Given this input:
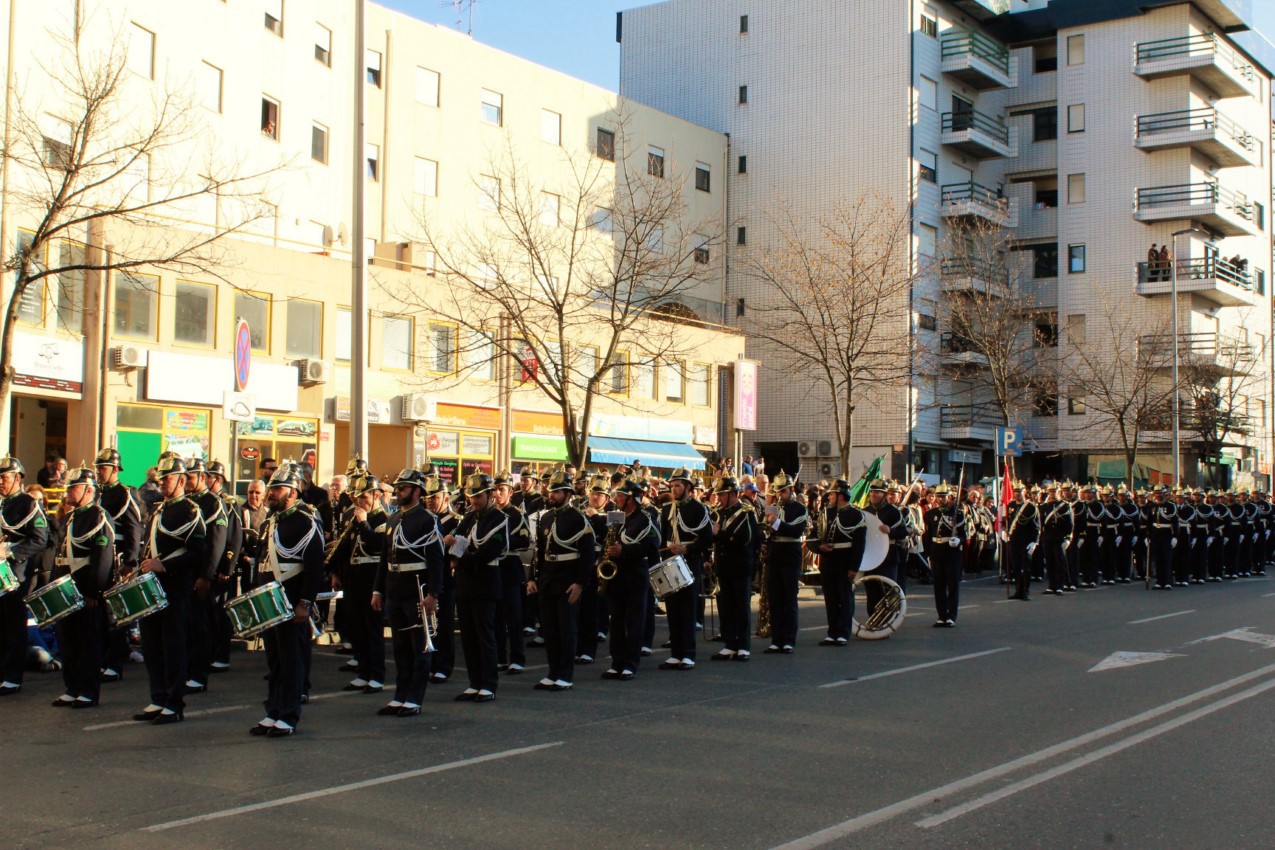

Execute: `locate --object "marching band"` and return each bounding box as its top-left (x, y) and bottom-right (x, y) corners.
top-left (2, 445), bottom-right (1274, 735)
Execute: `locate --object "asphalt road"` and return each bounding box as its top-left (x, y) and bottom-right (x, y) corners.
top-left (4, 574), bottom-right (1275, 849)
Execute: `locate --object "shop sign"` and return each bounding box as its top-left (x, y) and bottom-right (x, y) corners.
top-left (592, 413), bottom-right (693, 443)
top-left (236, 416), bottom-right (275, 438)
top-left (462, 434), bottom-right (493, 457)
top-left (511, 409), bottom-right (563, 436)
top-left (330, 396), bottom-right (393, 424)
top-left (512, 435), bottom-right (568, 462)
top-left (13, 332), bottom-right (83, 393)
top-left (240, 446), bottom-right (260, 461)
top-left (166, 410), bottom-right (209, 432)
top-left (693, 425), bottom-right (717, 446)
top-left (145, 351), bottom-right (298, 411)
top-left (433, 402), bottom-right (501, 430)
top-left (427, 430), bottom-right (460, 455)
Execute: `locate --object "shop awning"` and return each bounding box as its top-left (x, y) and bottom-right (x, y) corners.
top-left (587, 437), bottom-right (705, 470)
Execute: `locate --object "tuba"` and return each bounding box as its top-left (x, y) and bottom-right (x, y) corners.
top-left (851, 574), bottom-right (907, 639)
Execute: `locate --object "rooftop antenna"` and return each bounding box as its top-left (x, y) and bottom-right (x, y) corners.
top-left (440, 0), bottom-right (477, 36)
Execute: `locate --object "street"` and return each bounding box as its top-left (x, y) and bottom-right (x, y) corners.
top-left (4, 575), bottom-right (1275, 849)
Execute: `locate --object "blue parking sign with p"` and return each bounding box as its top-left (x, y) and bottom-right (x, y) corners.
top-left (996, 426), bottom-right (1023, 457)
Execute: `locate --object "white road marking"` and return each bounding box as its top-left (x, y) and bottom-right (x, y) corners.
top-left (820, 647), bottom-right (1011, 689)
top-left (142, 742), bottom-right (564, 832)
top-left (1088, 651), bottom-right (1184, 672)
top-left (1262, 592), bottom-right (1275, 597)
top-left (83, 704), bottom-right (251, 732)
top-left (1128, 610), bottom-right (1195, 624)
top-left (773, 662), bottom-right (1275, 848)
top-left (1193, 628), bottom-right (1275, 649)
top-left (915, 675), bottom-right (1275, 828)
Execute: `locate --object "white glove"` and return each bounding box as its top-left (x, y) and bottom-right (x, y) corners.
top-left (1115, 536), bottom-right (1122, 546)
top-left (1077, 538), bottom-right (1084, 548)
top-left (1132, 536), bottom-right (1138, 546)
top-left (1253, 533), bottom-right (1259, 542)
top-left (1224, 537), bottom-right (1230, 545)
top-left (1207, 536), bottom-right (1214, 545)
top-left (1061, 539), bottom-right (1071, 551)
top-left (1000, 530), bottom-right (1009, 543)
top-left (1171, 537), bottom-right (1178, 548)
top-left (1190, 538), bottom-right (1197, 547)
top-left (949, 537), bottom-right (962, 549)
top-left (1097, 537), bottom-right (1104, 547)
top-left (1266, 530), bottom-right (1271, 539)
top-left (1026, 542), bottom-right (1037, 556)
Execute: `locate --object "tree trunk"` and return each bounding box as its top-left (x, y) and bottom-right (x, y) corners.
top-left (0, 280), bottom-right (25, 437)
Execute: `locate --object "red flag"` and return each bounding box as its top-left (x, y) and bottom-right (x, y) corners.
top-left (997, 460), bottom-right (1014, 533)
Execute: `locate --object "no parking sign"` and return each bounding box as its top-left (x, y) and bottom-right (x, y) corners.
top-left (234, 318), bottom-right (251, 392)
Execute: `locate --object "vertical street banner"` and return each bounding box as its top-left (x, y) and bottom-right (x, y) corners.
top-left (734, 359), bottom-right (758, 431)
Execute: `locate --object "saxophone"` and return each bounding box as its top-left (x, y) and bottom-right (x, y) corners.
top-left (597, 521), bottom-right (622, 595)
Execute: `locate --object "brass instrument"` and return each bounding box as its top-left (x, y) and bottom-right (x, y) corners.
top-left (323, 516), bottom-right (359, 567)
top-left (851, 574), bottom-right (907, 639)
top-left (597, 518), bottom-right (623, 594)
top-left (398, 578), bottom-right (438, 654)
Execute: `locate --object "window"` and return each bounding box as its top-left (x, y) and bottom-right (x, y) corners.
top-left (1068, 392), bottom-right (1086, 415)
top-left (14, 231), bottom-right (44, 325)
top-left (1066, 314), bottom-right (1086, 346)
top-left (480, 89), bottom-right (503, 126)
top-left (1067, 34), bottom-right (1085, 66)
top-left (647, 227), bottom-right (664, 254)
top-left (736, 298), bottom-right (746, 317)
top-left (1032, 244), bottom-right (1058, 278)
top-left (541, 109), bottom-right (561, 145)
top-left (648, 145), bottom-right (665, 178)
top-left (1067, 103), bottom-right (1085, 133)
top-left (919, 75), bottom-right (937, 111)
top-left (694, 240), bottom-right (710, 264)
top-left (920, 15), bottom-right (937, 38)
top-left (416, 67), bottom-right (440, 106)
top-left (198, 62), bottom-right (223, 113)
top-left (738, 155), bottom-right (747, 174)
top-left (414, 157), bottom-right (438, 196)
top-left (1257, 269), bottom-right (1266, 295)
top-left (517, 340), bottom-right (539, 383)
top-left (53, 241), bottom-right (85, 334)
top-left (1034, 316), bottom-right (1059, 347)
top-left (365, 50), bottom-right (382, 87)
top-left (919, 148), bottom-right (937, 183)
top-left (664, 360), bottom-right (684, 402)
top-left (1034, 42), bottom-right (1057, 73)
top-left (127, 23), bottom-right (154, 79)
top-left (365, 143), bottom-right (379, 181)
top-left (1034, 390), bottom-right (1058, 417)
top-left (1016, 106), bottom-right (1057, 142)
top-left (114, 272), bottom-right (158, 339)
top-left (737, 226), bottom-right (747, 246)
top-left (383, 316), bottom-right (414, 371)
top-left (596, 127), bottom-right (615, 161)
top-left (234, 291), bottom-right (270, 352)
top-left (1067, 173), bottom-right (1085, 204)
top-left (918, 223), bottom-right (938, 258)
top-left (738, 85), bottom-right (748, 104)
top-left (40, 116), bottom-right (71, 170)
top-left (689, 363), bottom-right (711, 407)
top-left (285, 299), bottom-right (322, 359)
top-left (174, 280), bottom-right (215, 347)
top-left (122, 151), bottom-right (150, 203)
top-left (740, 14), bottom-right (749, 34)
top-left (695, 162), bottom-right (711, 192)
top-left (467, 330), bottom-right (495, 381)
top-left (1068, 244), bottom-right (1086, 274)
top-left (311, 123), bottom-right (328, 164)
top-left (261, 97), bottom-right (279, 140)
top-left (602, 352), bottom-right (626, 394)
top-left (918, 312), bottom-right (937, 332)
top-left (539, 192), bottom-right (559, 227)
top-left (573, 345), bottom-right (599, 385)
top-left (590, 207), bottom-right (613, 233)
top-left (336, 306), bottom-right (351, 361)
top-left (1256, 202), bottom-right (1266, 231)
top-left (265, 0), bottom-right (283, 36)
top-left (632, 357), bottom-right (655, 399)
top-left (421, 250), bottom-right (437, 276)
top-left (315, 23), bottom-right (332, 66)
top-left (479, 175), bottom-right (500, 211)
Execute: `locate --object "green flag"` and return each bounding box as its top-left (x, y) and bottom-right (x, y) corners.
top-left (848, 455), bottom-right (884, 508)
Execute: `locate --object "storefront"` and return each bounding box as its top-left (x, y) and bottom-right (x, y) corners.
top-left (510, 409), bottom-right (569, 469)
top-left (117, 404), bottom-right (213, 487)
top-left (234, 414), bottom-right (320, 484)
top-left (8, 332), bottom-right (84, 472)
top-left (423, 402), bottom-right (501, 487)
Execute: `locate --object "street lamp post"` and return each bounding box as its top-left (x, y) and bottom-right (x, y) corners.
top-left (1170, 227), bottom-right (1208, 487)
top-left (351, 0), bottom-right (368, 458)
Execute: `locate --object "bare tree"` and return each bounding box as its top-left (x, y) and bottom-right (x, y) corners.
top-left (0, 32), bottom-right (282, 432)
top-left (740, 193), bottom-right (916, 471)
top-left (1177, 316), bottom-right (1264, 481)
top-left (391, 116), bottom-right (724, 466)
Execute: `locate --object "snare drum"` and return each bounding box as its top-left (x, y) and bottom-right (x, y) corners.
top-left (225, 581), bottom-right (293, 638)
top-left (104, 572), bottom-right (169, 626)
top-left (25, 575), bottom-right (85, 627)
top-left (648, 554), bottom-right (694, 599)
top-left (0, 559), bottom-right (16, 596)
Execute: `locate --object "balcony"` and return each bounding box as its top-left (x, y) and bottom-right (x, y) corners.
top-left (939, 332), bottom-right (989, 369)
top-left (1137, 331), bottom-right (1256, 376)
top-left (940, 30), bottom-right (1016, 90)
top-left (939, 257), bottom-right (1009, 295)
top-left (1134, 107), bottom-right (1262, 168)
top-left (939, 404), bottom-right (1002, 442)
top-left (1133, 182), bottom-right (1259, 237)
top-left (1135, 256), bottom-right (1256, 307)
top-left (1133, 33), bottom-right (1258, 99)
top-left (942, 110), bottom-right (1016, 159)
top-left (949, 0), bottom-right (1010, 22)
top-left (939, 182), bottom-right (1018, 228)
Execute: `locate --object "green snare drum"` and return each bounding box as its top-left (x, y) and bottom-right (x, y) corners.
top-left (104, 572), bottom-right (168, 626)
top-left (226, 581), bottom-right (293, 638)
top-left (25, 574), bottom-right (85, 626)
top-left (0, 559), bottom-right (16, 596)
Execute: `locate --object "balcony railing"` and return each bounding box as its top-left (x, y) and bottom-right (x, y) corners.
top-left (940, 256), bottom-right (1010, 285)
top-left (940, 404), bottom-right (1004, 432)
top-left (940, 30), bottom-right (1010, 75)
top-left (1134, 107), bottom-right (1258, 153)
top-left (942, 109), bottom-right (1010, 144)
top-left (940, 332), bottom-right (980, 355)
top-left (1136, 257), bottom-right (1253, 289)
top-left (941, 181), bottom-right (1006, 208)
top-left (1135, 33), bottom-right (1257, 83)
top-left (1137, 331), bottom-right (1256, 364)
top-left (1134, 181), bottom-right (1254, 220)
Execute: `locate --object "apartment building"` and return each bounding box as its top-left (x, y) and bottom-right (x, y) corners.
top-left (0, 0), bottom-right (743, 488)
top-left (619, 0), bottom-right (1274, 488)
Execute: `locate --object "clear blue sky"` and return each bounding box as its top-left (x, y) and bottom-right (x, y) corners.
top-left (380, 1), bottom-right (1275, 91)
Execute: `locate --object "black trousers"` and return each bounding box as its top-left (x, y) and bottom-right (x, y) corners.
top-left (1150, 532), bottom-right (1175, 587)
top-left (1114, 535), bottom-right (1133, 581)
top-left (766, 545), bottom-right (802, 647)
top-left (102, 621), bottom-right (130, 674)
top-left (819, 564), bottom-right (852, 640)
top-left (263, 617), bottom-right (307, 725)
top-left (1239, 533), bottom-right (1255, 575)
top-left (139, 583), bottom-right (190, 711)
top-left (457, 599), bottom-right (498, 691)
top-left (387, 592), bottom-right (430, 705)
top-left (1009, 542), bottom-right (1032, 598)
top-left (607, 579), bottom-right (647, 674)
top-left (540, 589), bottom-right (578, 683)
top-left (665, 558), bottom-right (701, 661)
top-left (1208, 537), bottom-right (1225, 579)
top-left (1079, 532), bottom-right (1100, 584)
top-left (212, 582), bottom-right (234, 665)
top-left (575, 576), bottom-right (600, 659)
top-left (344, 569), bottom-right (386, 682)
top-left (643, 587), bottom-right (657, 650)
top-left (431, 575), bottom-right (456, 678)
top-left (0, 572), bottom-right (33, 684)
top-left (494, 560), bottom-right (525, 666)
top-left (1223, 534), bottom-right (1240, 577)
top-left (57, 604), bottom-right (102, 701)
top-left (716, 569), bottom-right (751, 652)
top-left (931, 549), bottom-right (962, 621)
top-left (186, 589), bottom-right (214, 685)
top-left (1043, 539), bottom-right (1067, 592)
top-left (1066, 539), bottom-right (1080, 587)
top-left (1191, 534), bottom-right (1209, 582)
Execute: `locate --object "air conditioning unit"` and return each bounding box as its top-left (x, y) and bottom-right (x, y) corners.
top-left (797, 440), bottom-right (818, 458)
top-left (297, 359), bottom-right (330, 386)
top-left (400, 393), bottom-right (436, 423)
top-left (817, 440), bottom-right (834, 457)
top-left (819, 461), bottom-right (841, 478)
top-left (109, 345), bottom-right (147, 370)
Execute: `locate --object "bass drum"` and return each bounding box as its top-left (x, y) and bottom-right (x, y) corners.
top-left (851, 574), bottom-right (906, 640)
top-left (857, 521), bottom-right (890, 572)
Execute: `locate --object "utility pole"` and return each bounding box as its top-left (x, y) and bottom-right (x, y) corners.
top-left (351, 0), bottom-right (369, 457)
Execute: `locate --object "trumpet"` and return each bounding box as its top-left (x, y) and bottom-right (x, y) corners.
top-left (398, 578), bottom-right (438, 654)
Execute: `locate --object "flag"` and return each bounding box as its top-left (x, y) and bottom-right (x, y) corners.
top-left (849, 455), bottom-right (884, 508)
top-left (997, 459), bottom-right (1013, 533)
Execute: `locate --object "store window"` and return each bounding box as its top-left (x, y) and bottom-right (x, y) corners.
top-left (423, 427), bottom-right (494, 487)
top-left (235, 414), bottom-right (319, 493)
top-left (115, 404), bottom-right (211, 486)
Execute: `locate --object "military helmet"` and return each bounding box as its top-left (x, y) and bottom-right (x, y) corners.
top-left (423, 476), bottom-right (449, 498)
top-left (464, 472), bottom-right (495, 497)
top-left (348, 473), bottom-right (380, 496)
top-left (828, 478), bottom-right (853, 498)
top-left (0, 456), bottom-right (25, 478)
top-left (769, 471), bottom-right (796, 493)
top-left (393, 468), bottom-right (426, 489)
top-left (492, 470), bottom-right (513, 488)
top-left (589, 473), bottom-right (611, 493)
top-left (346, 456), bottom-right (369, 476)
top-left (669, 467), bottom-right (695, 485)
top-left (205, 459), bottom-right (228, 480)
top-left (714, 476), bottom-right (739, 495)
top-left (94, 447), bottom-right (123, 471)
top-left (65, 464), bottom-right (96, 489)
top-left (266, 463), bottom-right (304, 490)
top-left (613, 479), bottom-right (646, 501)
top-left (185, 457), bottom-right (207, 475)
top-left (933, 481), bottom-right (952, 497)
top-left (418, 459), bottom-right (437, 478)
top-left (868, 478), bottom-right (888, 493)
top-left (547, 469), bottom-right (574, 493)
top-left (157, 455), bottom-right (187, 478)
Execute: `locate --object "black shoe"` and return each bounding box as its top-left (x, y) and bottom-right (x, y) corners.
top-left (209, 663), bottom-right (230, 674)
top-left (70, 698), bottom-right (99, 709)
top-left (249, 723), bottom-right (272, 736)
top-left (529, 636), bottom-right (545, 647)
top-left (659, 659), bottom-right (682, 670)
top-left (429, 673), bottom-right (450, 683)
top-left (300, 694), bottom-right (309, 704)
top-left (52, 696), bottom-right (76, 707)
top-left (660, 640), bottom-right (673, 649)
top-left (618, 670), bottom-right (635, 681)
top-left (334, 645), bottom-right (354, 655)
top-left (0, 684), bottom-right (21, 697)
top-left (710, 652), bottom-right (734, 661)
top-left (99, 670), bottom-right (121, 683)
top-left (601, 669), bottom-right (621, 680)
top-left (133, 708), bottom-right (162, 721)
top-left (763, 645), bottom-right (783, 654)
top-left (819, 637), bottom-right (838, 646)
top-left (362, 683), bottom-right (384, 694)
top-left (151, 710), bottom-right (184, 725)
top-left (266, 725), bottom-right (296, 737)
top-left (337, 662), bottom-right (358, 673)
top-left (377, 704), bottom-right (403, 715)
top-left (454, 691), bottom-right (479, 702)
top-left (397, 706), bottom-right (421, 717)
top-left (474, 692), bottom-right (495, 703)
top-left (184, 683), bottom-right (207, 694)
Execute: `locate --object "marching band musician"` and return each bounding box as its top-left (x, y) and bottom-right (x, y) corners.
top-left (709, 476), bottom-right (757, 661)
top-left (133, 455), bottom-right (207, 724)
top-left (446, 473), bottom-right (509, 703)
top-left (1241, 490), bottom-right (1259, 577)
top-left (1003, 482), bottom-right (1040, 601)
top-left (248, 464), bottom-right (325, 737)
top-left (492, 472), bottom-right (529, 675)
top-left (1147, 485), bottom-right (1177, 590)
top-left (1075, 484), bottom-right (1103, 588)
top-left (923, 483), bottom-right (965, 626)
top-left (529, 470), bottom-right (595, 691)
top-left (863, 480), bottom-right (909, 622)
top-left (602, 479), bottom-right (660, 680)
top-left (47, 466), bottom-right (115, 708)
top-left (764, 472), bottom-right (808, 655)
top-left (426, 475), bottom-right (462, 684)
top-left (658, 467), bottom-right (713, 671)
top-left (512, 468), bottom-right (547, 644)
top-left (93, 447), bottom-right (143, 684)
top-left (1202, 490), bottom-right (1225, 582)
top-left (182, 458), bottom-right (228, 694)
top-left (1253, 491), bottom-right (1271, 576)
top-left (1097, 486), bottom-right (1118, 585)
top-left (1113, 486), bottom-right (1139, 584)
top-left (1040, 485), bottom-right (1074, 596)
top-left (332, 473), bottom-right (388, 694)
top-left (205, 461), bottom-right (243, 674)
top-left (576, 473), bottom-right (613, 664)
top-left (1170, 488), bottom-right (1193, 587)
top-left (0, 456), bottom-right (48, 696)
top-left (809, 478), bottom-right (867, 644)
top-left (371, 469), bottom-right (444, 717)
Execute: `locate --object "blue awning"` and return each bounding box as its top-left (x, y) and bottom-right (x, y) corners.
top-left (588, 437), bottom-right (705, 470)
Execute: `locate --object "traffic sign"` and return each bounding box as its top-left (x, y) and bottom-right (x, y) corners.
top-left (223, 391), bottom-right (256, 423)
top-left (234, 318), bottom-right (252, 391)
top-left (995, 426), bottom-right (1023, 457)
